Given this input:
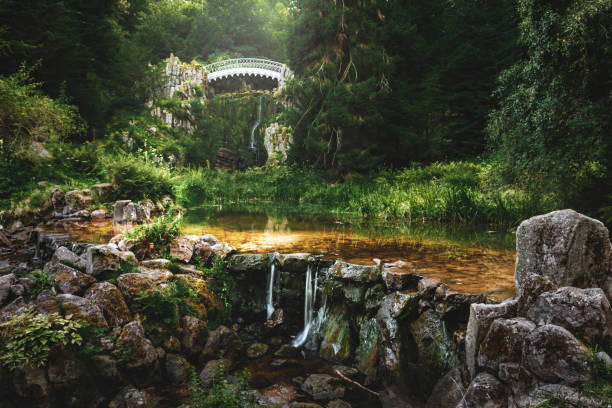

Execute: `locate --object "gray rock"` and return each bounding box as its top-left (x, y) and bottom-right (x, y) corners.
top-left (497, 363), bottom-right (538, 408)
top-left (517, 273), bottom-right (557, 316)
top-left (355, 317), bottom-right (378, 382)
top-left (477, 318), bottom-right (536, 372)
top-left (529, 384), bottom-right (605, 408)
top-left (301, 374), bottom-right (345, 401)
top-left (116, 273), bottom-right (154, 301)
top-left (164, 353), bottom-right (191, 385)
top-left (457, 372), bottom-right (507, 408)
top-left (465, 300), bottom-right (517, 378)
top-left (418, 277), bottom-right (443, 299)
top-left (329, 260), bottom-right (381, 283)
top-left (228, 254), bottom-right (269, 273)
top-left (44, 262), bottom-right (95, 295)
top-left (108, 385), bottom-right (157, 408)
top-left (247, 342), bottom-right (269, 358)
top-left (180, 315), bottom-right (207, 356)
top-left (381, 260), bottom-right (421, 290)
top-left (526, 286), bottom-right (612, 342)
top-left (199, 359), bottom-right (231, 388)
top-left (199, 325), bottom-right (241, 363)
top-left (91, 209), bottom-right (107, 221)
top-left (116, 321), bottom-right (159, 386)
top-left (63, 190), bottom-right (91, 215)
top-left (113, 200), bottom-right (137, 225)
top-left (86, 244), bottom-right (137, 276)
top-left (84, 282), bottom-right (131, 327)
top-left (425, 366), bottom-right (469, 408)
top-left (211, 242), bottom-right (236, 258)
top-left (523, 324), bottom-right (590, 385)
top-left (51, 246), bottom-right (84, 268)
top-left (0, 274), bottom-right (16, 305)
top-left (515, 209), bottom-right (611, 293)
top-left (56, 294), bottom-right (107, 327)
top-left (169, 236), bottom-right (197, 263)
top-left (12, 367), bottom-right (54, 408)
top-left (277, 253), bottom-right (310, 273)
top-left (200, 234), bottom-right (219, 246)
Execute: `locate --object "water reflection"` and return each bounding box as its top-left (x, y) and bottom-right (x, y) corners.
top-left (41, 205), bottom-right (517, 299)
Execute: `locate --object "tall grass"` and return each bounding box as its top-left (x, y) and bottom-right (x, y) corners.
top-left (174, 162), bottom-right (560, 228)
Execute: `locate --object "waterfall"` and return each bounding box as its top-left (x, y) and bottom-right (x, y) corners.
top-left (249, 95), bottom-right (263, 149)
top-left (266, 261), bottom-right (277, 319)
top-left (293, 265), bottom-right (326, 348)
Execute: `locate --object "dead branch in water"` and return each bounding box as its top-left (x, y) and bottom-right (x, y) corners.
top-left (334, 369), bottom-right (380, 397)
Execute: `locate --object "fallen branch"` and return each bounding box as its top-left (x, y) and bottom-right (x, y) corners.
top-left (335, 369), bottom-right (379, 397)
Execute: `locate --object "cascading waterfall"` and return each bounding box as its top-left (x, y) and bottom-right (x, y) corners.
top-left (249, 95), bottom-right (263, 150)
top-left (266, 260), bottom-right (277, 319)
top-left (293, 264), bottom-right (326, 348)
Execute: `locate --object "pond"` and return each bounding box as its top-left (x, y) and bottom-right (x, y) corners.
top-left (45, 204), bottom-right (518, 300)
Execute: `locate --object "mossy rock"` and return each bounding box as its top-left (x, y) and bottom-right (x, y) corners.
top-left (319, 305), bottom-right (353, 364)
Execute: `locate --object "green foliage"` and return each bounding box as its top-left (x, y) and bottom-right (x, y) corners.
top-left (488, 0), bottom-right (612, 214)
top-left (175, 162), bottom-right (557, 227)
top-left (133, 279), bottom-right (200, 330)
top-left (127, 207), bottom-right (182, 256)
top-left (25, 270), bottom-right (55, 299)
top-left (0, 309), bottom-right (83, 370)
top-left (201, 256), bottom-right (237, 323)
top-left (105, 154), bottom-right (174, 202)
top-left (189, 363), bottom-right (255, 408)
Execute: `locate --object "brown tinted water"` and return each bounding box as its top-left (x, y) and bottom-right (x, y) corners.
top-left (42, 206), bottom-right (517, 299)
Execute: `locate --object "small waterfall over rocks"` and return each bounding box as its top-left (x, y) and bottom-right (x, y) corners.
top-left (292, 263), bottom-right (318, 347)
top-left (266, 253), bottom-right (278, 319)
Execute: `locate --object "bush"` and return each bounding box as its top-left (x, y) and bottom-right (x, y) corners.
top-left (105, 154), bottom-right (173, 201)
top-left (25, 270), bottom-right (55, 298)
top-left (189, 363), bottom-right (255, 408)
top-left (133, 279), bottom-right (199, 330)
top-left (126, 207), bottom-right (182, 257)
top-left (0, 309), bottom-right (83, 370)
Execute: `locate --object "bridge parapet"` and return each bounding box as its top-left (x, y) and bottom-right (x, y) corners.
top-left (204, 58), bottom-right (293, 87)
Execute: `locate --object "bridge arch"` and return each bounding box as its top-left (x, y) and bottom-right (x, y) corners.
top-left (204, 58), bottom-right (294, 88)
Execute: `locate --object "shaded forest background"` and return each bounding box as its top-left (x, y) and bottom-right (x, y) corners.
top-left (0, 0), bottom-right (610, 225)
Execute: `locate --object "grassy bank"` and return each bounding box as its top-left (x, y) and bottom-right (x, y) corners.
top-left (174, 162), bottom-right (559, 228)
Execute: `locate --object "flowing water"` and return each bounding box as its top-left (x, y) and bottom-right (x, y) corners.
top-left (41, 204), bottom-right (518, 299)
top-left (266, 260), bottom-right (277, 319)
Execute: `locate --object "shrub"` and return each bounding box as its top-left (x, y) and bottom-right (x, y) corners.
top-left (201, 256), bottom-right (236, 323)
top-left (132, 279), bottom-right (204, 331)
top-left (189, 363), bottom-right (254, 408)
top-left (26, 269), bottom-right (55, 298)
top-left (105, 154), bottom-right (173, 202)
top-left (0, 309), bottom-right (83, 370)
top-left (126, 207), bottom-right (182, 257)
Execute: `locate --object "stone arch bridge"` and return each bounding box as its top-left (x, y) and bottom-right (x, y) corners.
top-left (204, 58), bottom-right (294, 88)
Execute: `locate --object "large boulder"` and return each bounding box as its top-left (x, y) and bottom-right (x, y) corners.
top-left (301, 374), bottom-right (345, 401)
top-left (56, 294), bottom-right (107, 327)
top-left (50, 246), bottom-right (84, 269)
top-left (164, 353), bottom-right (192, 385)
top-left (516, 273), bottom-right (557, 316)
top-left (228, 254), bottom-right (270, 273)
top-left (63, 190), bottom-right (92, 215)
top-left (381, 261), bottom-right (421, 290)
top-left (522, 324), bottom-right (591, 385)
top-left (108, 385), bottom-right (158, 408)
top-left (0, 274), bottom-right (16, 305)
top-left (477, 318), bottom-right (535, 372)
top-left (113, 200), bottom-right (137, 225)
top-left (465, 300), bottom-right (517, 379)
top-left (515, 209), bottom-right (611, 293)
top-left (116, 321), bottom-right (159, 386)
top-left (277, 253), bottom-right (310, 273)
top-left (329, 260), bottom-right (381, 283)
top-left (86, 244), bottom-right (137, 276)
top-left (526, 286), bottom-right (612, 342)
top-left (425, 366), bottom-right (469, 408)
top-left (457, 372), bottom-right (507, 408)
top-left (44, 262), bottom-right (95, 295)
top-left (169, 236), bottom-right (197, 263)
top-left (116, 273), bottom-right (154, 301)
top-left (180, 315), bottom-right (207, 356)
top-left (199, 325), bottom-right (241, 363)
top-left (84, 282), bottom-right (131, 327)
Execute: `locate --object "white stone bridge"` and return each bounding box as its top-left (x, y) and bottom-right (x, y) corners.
top-left (204, 58), bottom-right (294, 88)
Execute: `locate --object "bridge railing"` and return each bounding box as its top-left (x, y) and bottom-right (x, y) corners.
top-left (204, 58), bottom-right (286, 74)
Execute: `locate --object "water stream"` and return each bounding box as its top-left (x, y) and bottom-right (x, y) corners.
top-left (266, 260), bottom-right (277, 319)
top-left (250, 95), bottom-right (263, 149)
top-left (292, 264), bottom-right (316, 347)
